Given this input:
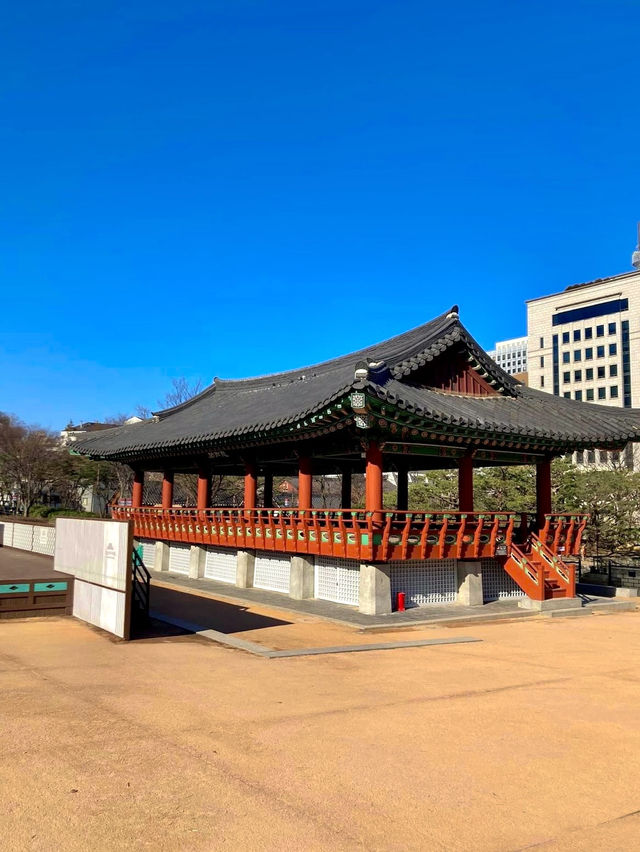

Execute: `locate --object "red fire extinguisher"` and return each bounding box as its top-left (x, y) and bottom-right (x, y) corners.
top-left (396, 592), bottom-right (405, 612)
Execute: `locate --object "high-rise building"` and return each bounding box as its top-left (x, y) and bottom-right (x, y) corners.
top-left (487, 336), bottom-right (528, 377)
top-left (527, 267), bottom-right (640, 467)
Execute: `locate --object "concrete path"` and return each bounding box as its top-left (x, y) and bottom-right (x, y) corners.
top-left (0, 546), bottom-right (62, 581)
top-left (2, 612), bottom-right (640, 850)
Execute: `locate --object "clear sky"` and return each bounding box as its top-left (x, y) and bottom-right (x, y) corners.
top-left (2, 0), bottom-right (639, 429)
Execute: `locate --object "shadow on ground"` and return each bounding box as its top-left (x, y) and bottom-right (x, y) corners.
top-left (132, 584), bottom-right (293, 640)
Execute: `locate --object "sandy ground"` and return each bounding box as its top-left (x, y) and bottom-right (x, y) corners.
top-left (2, 611), bottom-right (640, 851)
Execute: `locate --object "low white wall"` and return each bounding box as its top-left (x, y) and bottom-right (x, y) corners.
top-left (54, 518), bottom-right (133, 639)
top-left (0, 519), bottom-right (56, 556)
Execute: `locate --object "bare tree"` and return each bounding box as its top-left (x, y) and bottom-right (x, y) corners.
top-left (0, 413), bottom-right (59, 516)
top-left (135, 377), bottom-right (204, 420)
top-left (162, 377), bottom-right (203, 408)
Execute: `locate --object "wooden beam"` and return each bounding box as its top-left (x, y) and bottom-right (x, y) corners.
top-left (162, 471), bottom-right (174, 510)
top-left (197, 464), bottom-right (210, 510)
top-left (458, 456), bottom-right (474, 512)
top-left (298, 456), bottom-right (312, 510)
top-left (132, 470), bottom-right (144, 508)
top-left (365, 441), bottom-right (383, 523)
top-left (244, 462), bottom-right (257, 509)
top-left (536, 459), bottom-right (552, 529)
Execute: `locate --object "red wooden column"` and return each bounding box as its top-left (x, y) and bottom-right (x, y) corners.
top-left (536, 459), bottom-right (552, 530)
top-left (298, 457), bottom-right (312, 510)
top-left (161, 471), bottom-right (174, 509)
top-left (396, 466), bottom-right (409, 512)
top-left (365, 441), bottom-right (383, 523)
top-left (263, 471), bottom-right (273, 507)
top-left (341, 466), bottom-right (352, 509)
top-left (197, 464), bottom-right (210, 510)
top-left (244, 462), bottom-right (257, 509)
top-left (132, 470), bottom-right (144, 508)
top-left (458, 456), bottom-right (474, 512)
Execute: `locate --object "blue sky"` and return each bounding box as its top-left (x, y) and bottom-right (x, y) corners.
top-left (2, 0), bottom-right (639, 429)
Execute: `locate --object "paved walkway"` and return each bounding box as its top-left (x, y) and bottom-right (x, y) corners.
top-left (0, 546), bottom-right (64, 581)
top-left (149, 568), bottom-right (636, 630)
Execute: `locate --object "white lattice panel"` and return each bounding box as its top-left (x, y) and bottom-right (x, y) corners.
top-left (390, 559), bottom-right (457, 607)
top-left (168, 543), bottom-right (190, 575)
top-left (32, 526), bottom-right (55, 556)
top-left (315, 556), bottom-right (360, 606)
top-left (12, 524), bottom-right (34, 551)
top-left (205, 547), bottom-right (237, 584)
top-left (254, 553), bottom-right (290, 594)
top-left (482, 559), bottom-right (526, 602)
top-left (136, 539), bottom-right (156, 570)
top-left (0, 522), bottom-right (14, 547)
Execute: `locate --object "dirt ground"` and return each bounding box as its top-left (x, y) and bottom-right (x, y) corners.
top-left (2, 610), bottom-right (640, 852)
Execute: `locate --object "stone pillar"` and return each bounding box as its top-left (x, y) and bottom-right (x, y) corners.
top-left (188, 545), bottom-right (205, 579)
top-left (263, 471), bottom-right (273, 508)
top-left (341, 466), bottom-right (352, 509)
top-left (396, 466), bottom-right (409, 512)
top-left (197, 464), bottom-right (210, 510)
top-left (244, 463), bottom-right (257, 510)
top-left (456, 560), bottom-right (483, 606)
top-left (298, 456), bottom-right (312, 509)
top-left (536, 459), bottom-right (552, 529)
top-left (289, 555), bottom-right (315, 600)
top-left (132, 470), bottom-right (144, 508)
top-left (162, 471), bottom-right (174, 509)
top-left (359, 562), bottom-right (392, 615)
top-left (236, 549), bottom-right (256, 588)
top-left (154, 540), bottom-right (170, 573)
top-left (458, 456), bottom-right (474, 512)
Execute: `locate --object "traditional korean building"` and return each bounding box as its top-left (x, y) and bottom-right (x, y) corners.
top-left (73, 306), bottom-right (640, 614)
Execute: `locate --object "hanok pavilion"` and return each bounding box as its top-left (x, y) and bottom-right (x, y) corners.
top-left (74, 307), bottom-right (640, 614)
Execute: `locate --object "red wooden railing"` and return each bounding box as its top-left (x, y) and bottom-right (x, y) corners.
top-left (111, 506), bottom-right (588, 563)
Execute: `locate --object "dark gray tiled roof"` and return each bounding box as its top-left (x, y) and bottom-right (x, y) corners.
top-left (72, 307), bottom-right (640, 459)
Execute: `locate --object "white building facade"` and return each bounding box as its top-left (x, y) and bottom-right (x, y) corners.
top-left (487, 336), bottom-right (528, 376)
top-left (527, 269), bottom-right (640, 467)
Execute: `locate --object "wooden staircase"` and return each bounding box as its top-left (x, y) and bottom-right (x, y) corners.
top-left (504, 534), bottom-right (576, 602)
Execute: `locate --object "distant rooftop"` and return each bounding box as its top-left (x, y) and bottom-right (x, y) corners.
top-left (526, 269), bottom-right (640, 304)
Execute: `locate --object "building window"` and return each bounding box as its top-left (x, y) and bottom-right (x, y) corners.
top-left (586, 368), bottom-right (594, 381)
top-left (552, 334), bottom-right (559, 396)
top-left (598, 387), bottom-right (606, 400)
top-left (597, 366), bottom-right (605, 379)
top-left (562, 351), bottom-right (570, 364)
top-left (574, 350), bottom-right (582, 362)
top-left (610, 364), bottom-right (618, 377)
top-left (587, 450), bottom-right (595, 463)
top-left (574, 370), bottom-right (582, 381)
top-left (540, 356), bottom-right (544, 368)
top-left (585, 347), bottom-right (593, 360)
top-left (608, 322), bottom-right (616, 335)
top-left (610, 386), bottom-right (619, 399)
top-left (540, 376), bottom-right (545, 387)
top-left (597, 345), bottom-right (605, 358)
top-left (575, 390), bottom-right (583, 401)
top-left (563, 371), bottom-right (570, 383)
top-left (585, 327), bottom-right (593, 339)
top-left (551, 298), bottom-right (629, 326)
top-left (539, 336), bottom-right (544, 348)
top-left (596, 325), bottom-right (604, 337)
top-left (586, 388), bottom-right (594, 401)
top-left (573, 329), bottom-right (581, 342)
top-left (563, 392), bottom-right (571, 399)
top-left (609, 343), bottom-right (617, 356)
top-left (562, 331), bottom-right (570, 344)
top-left (610, 451), bottom-right (620, 464)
